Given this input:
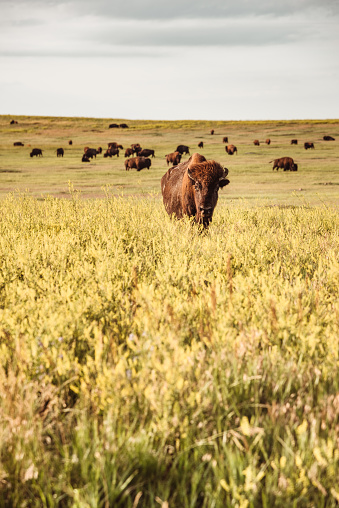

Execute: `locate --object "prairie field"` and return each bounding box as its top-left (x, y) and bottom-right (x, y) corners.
top-left (0, 115), bottom-right (339, 507)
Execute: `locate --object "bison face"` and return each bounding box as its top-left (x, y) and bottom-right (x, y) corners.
top-left (187, 162), bottom-right (229, 227)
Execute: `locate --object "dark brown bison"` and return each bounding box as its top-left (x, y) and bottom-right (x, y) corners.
top-left (266, 139), bottom-right (271, 145)
top-left (84, 147), bottom-right (98, 158)
top-left (30, 148), bottom-right (43, 157)
top-left (270, 157), bottom-right (298, 171)
top-left (176, 145), bottom-right (190, 155)
top-left (161, 153), bottom-right (229, 228)
top-left (304, 142), bottom-right (315, 150)
top-left (323, 136), bottom-right (335, 141)
top-left (120, 123), bottom-right (129, 129)
top-left (139, 149), bottom-right (155, 158)
top-left (97, 147), bottom-right (102, 154)
top-left (210, 129), bottom-right (214, 135)
top-left (253, 140), bottom-right (260, 146)
top-left (125, 156), bottom-right (151, 171)
top-left (10, 120), bottom-right (18, 125)
top-left (124, 148), bottom-right (134, 157)
top-left (69, 140), bottom-right (73, 145)
top-left (109, 123), bottom-right (119, 128)
top-left (131, 143), bottom-right (142, 155)
top-left (108, 142), bottom-right (123, 149)
top-left (13, 142), bottom-right (24, 146)
top-left (165, 151), bottom-right (182, 166)
top-left (222, 137), bottom-right (228, 143)
top-left (104, 148), bottom-right (119, 157)
top-left (56, 148), bottom-right (64, 157)
top-left (291, 139), bottom-right (298, 145)
top-left (225, 144), bottom-right (237, 155)
top-left (82, 154), bottom-right (90, 162)
top-left (198, 141), bottom-right (204, 148)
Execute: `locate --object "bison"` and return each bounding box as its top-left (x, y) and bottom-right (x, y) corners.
top-left (210, 129), bottom-right (214, 135)
top-left (82, 154), bottom-right (90, 162)
top-left (176, 145), bottom-right (190, 155)
top-left (266, 139), bottom-right (271, 145)
top-left (104, 147), bottom-right (119, 157)
top-left (109, 123), bottom-right (119, 128)
top-left (270, 157), bottom-right (298, 171)
top-left (253, 140), bottom-right (260, 146)
top-left (323, 136), bottom-right (335, 141)
top-left (120, 123), bottom-right (128, 129)
top-left (84, 147), bottom-right (98, 158)
top-left (56, 148), bottom-right (64, 157)
top-left (198, 141), bottom-right (204, 148)
top-left (124, 148), bottom-right (134, 157)
top-left (222, 137), bottom-right (228, 143)
top-left (108, 142), bottom-right (123, 149)
top-left (69, 140), bottom-right (73, 145)
top-left (304, 142), bottom-right (315, 150)
top-left (10, 120), bottom-right (18, 125)
top-left (139, 149), bottom-right (155, 158)
top-left (13, 142), bottom-right (24, 146)
top-left (125, 156), bottom-right (151, 171)
top-left (161, 153), bottom-right (229, 228)
top-left (30, 148), bottom-right (43, 157)
top-left (97, 147), bottom-right (102, 154)
top-left (165, 151), bottom-right (182, 166)
top-left (291, 139), bottom-right (298, 145)
top-left (225, 144), bottom-right (237, 155)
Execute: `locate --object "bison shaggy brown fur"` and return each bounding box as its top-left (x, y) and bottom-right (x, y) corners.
top-left (253, 139), bottom-right (260, 146)
top-left (304, 142), bottom-right (315, 150)
top-left (291, 139), bottom-right (298, 145)
top-left (56, 148), bottom-right (64, 157)
top-left (323, 136), bottom-right (335, 141)
top-left (161, 153), bottom-right (229, 228)
top-left (176, 145), bottom-right (190, 155)
top-left (139, 149), bottom-right (155, 158)
top-left (30, 148), bottom-right (43, 157)
top-left (266, 139), bottom-right (271, 145)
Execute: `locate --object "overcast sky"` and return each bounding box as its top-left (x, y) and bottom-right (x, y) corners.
top-left (1, 0), bottom-right (338, 120)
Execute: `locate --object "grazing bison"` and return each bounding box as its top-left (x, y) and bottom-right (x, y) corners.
top-left (13, 142), bottom-right (24, 146)
top-left (56, 148), bottom-right (64, 157)
top-left (104, 148), bottom-right (119, 157)
top-left (109, 123), bottom-right (119, 128)
top-left (270, 157), bottom-right (298, 171)
top-left (210, 129), bottom-right (214, 135)
top-left (304, 142), bottom-right (315, 150)
top-left (124, 148), bottom-right (134, 157)
top-left (225, 144), bottom-right (237, 155)
top-left (84, 147), bottom-right (98, 158)
top-left (10, 120), bottom-right (18, 125)
top-left (161, 153), bottom-right (229, 228)
top-left (253, 140), bottom-right (260, 146)
top-left (30, 148), bottom-right (43, 157)
top-left (139, 149), bottom-right (155, 158)
top-left (291, 139), bottom-right (298, 145)
top-left (131, 143), bottom-right (142, 155)
top-left (120, 123), bottom-right (128, 129)
top-left (323, 135), bottom-right (335, 141)
top-left (176, 145), bottom-right (190, 155)
top-left (69, 140), bottom-right (73, 145)
top-left (82, 154), bottom-right (90, 162)
top-left (198, 141), bottom-right (204, 148)
top-left (165, 151), bottom-right (182, 166)
top-left (266, 139), bottom-right (271, 145)
top-left (125, 156), bottom-right (151, 171)
top-left (222, 137), bottom-right (228, 143)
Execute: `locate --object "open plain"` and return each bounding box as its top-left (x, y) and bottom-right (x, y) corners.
top-left (0, 115), bottom-right (339, 507)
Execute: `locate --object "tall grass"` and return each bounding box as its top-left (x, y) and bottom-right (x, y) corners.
top-left (0, 191), bottom-right (338, 506)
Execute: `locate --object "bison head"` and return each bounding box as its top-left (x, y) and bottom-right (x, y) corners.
top-left (186, 153), bottom-right (229, 227)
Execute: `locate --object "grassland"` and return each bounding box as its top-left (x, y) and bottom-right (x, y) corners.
top-left (0, 115), bottom-right (339, 507)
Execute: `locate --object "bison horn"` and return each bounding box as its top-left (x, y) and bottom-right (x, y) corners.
top-left (221, 167), bottom-right (229, 178)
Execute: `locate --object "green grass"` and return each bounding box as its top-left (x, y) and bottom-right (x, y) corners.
top-left (0, 116), bottom-right (339, 507)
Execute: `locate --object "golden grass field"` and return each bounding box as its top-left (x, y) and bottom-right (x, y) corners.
top-left (0, 115), bottom-right (338, 507)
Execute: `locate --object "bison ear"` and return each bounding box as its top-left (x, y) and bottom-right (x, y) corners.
top-left (187, 168), bottom-right (196, 182)
top-left (219, 178), bottom-right (230, 188)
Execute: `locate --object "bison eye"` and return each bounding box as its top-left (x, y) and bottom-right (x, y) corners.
top-left (194, 183), bottom-right (201, 191)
